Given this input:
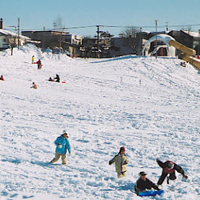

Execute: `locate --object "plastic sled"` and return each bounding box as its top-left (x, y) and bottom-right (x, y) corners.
top-left (138, 190), bottom-right (164, 197)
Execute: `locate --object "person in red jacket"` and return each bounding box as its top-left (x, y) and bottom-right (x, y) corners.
top-left (0, 75), bottom-right (4, 81)
top-left (156, 159), bottom-right (188, 185)
top-left (36, 59), bottom-right (42, 69)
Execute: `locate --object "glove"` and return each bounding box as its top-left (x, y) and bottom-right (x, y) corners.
top-left (109, 161), bottom-right (112, 165)
top-left (183, 174), bottom-right (188, 179)
top-left (58, 144), bottom-right (62, 148)
top-left (123, 161), bottom-right (128, 165)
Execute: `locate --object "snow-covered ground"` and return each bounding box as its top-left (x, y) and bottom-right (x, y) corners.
top-left (0, 44), bottom-right (200, 200)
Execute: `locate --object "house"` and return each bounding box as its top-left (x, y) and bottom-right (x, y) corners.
top-left (0, 29), bottom-right (30, 50)
top-left (168, 30), bottom-right (200, 55)
top-left (0, 18), bottom-right (30, 50)
top-left (22, 30), bottom-right (82, 55)
top-left (63, 34), bottom-right (82, 57)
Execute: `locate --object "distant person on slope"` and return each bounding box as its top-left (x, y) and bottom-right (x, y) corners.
top-left (32, 55), bottom-right (34, 64)
top-left (156, 159), bottom-right (188, 185)
top-left (50, 130), bottom-right (71, 165)
top-left (180, 61), bottom-right (186, 67)
top-left (0, 75), bottom-right (4, 81)
top-left (135, 171), bottom-right (160, 195)
top-left (36, 59), bottom-right (42, 69)
top-left (54, 74), bottom-right (60, 83)
top-left (109, 147), bottom-right (128, 178)
top-left (31, 82), bottom-right (37, 89)
top-left (48, 77), bottom-right (54, 82)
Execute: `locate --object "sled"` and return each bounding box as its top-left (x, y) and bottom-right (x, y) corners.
top-left (138, 190), bottom-right (164, 197)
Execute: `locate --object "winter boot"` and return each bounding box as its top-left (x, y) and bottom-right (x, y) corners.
top-left (167, 177), bottom-right (170, 184)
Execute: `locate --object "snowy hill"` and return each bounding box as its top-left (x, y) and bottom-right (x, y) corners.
top-left (0, 45), bottom-right (200, 200)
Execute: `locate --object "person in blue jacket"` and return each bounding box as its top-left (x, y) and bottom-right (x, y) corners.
top-left (50, 130), bottom-right (71, 165)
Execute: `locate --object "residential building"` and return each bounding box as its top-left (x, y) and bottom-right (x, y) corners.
top-left (0, 18), bottom-right (30, 50)
top-left (168, 30), bottom-right (200, 55)
top-left (22, 30), bottom-right (82, 55)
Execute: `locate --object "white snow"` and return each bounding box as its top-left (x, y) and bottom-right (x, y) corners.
top-left (0, 44), bottom-right (200, 200)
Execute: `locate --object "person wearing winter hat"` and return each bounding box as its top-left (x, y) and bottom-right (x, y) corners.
top-left (50, 130), bottom-right (71, 165)
top-left (135, 171), bottom-right (160, 195)
top-left (109, 147), bottom-right (128, 178)
top-left (156, 158), bottom-right (188, 185)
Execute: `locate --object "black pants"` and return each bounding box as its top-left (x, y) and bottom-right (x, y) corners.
top-left (157, 171), bottom-right (176, 185)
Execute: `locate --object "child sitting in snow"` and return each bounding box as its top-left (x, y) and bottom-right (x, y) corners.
top-left (48, 77), bottom-right (54, 81)
top-left (31, 82), bottom-right (37, 89)
top-left (135, 171), bottom-right (160, 195)
top-left (0, 75), bottom-right (4, 81)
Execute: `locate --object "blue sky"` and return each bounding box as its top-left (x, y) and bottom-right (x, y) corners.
top-left (1, 0), bottom-right (200, 37)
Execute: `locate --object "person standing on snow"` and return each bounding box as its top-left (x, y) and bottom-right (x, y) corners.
top-left (109, 147), bottom-right (128, 178)
top-left (50, 130), bottom-right (71, 165)
top-left (36, 59), bottom-right (42, 69)
top-left (32, 55), bottom-right (34, 64)
top-left (156, 158), bottom-right (188, 185)
top-left (135, 171), bottom-right (160, 195)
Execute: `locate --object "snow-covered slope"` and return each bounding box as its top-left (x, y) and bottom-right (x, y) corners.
top-left (0, 45), bottom-right (200, 200)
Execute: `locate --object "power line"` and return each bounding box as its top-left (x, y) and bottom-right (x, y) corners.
top-left (4, 23), bottom-right (200, 32)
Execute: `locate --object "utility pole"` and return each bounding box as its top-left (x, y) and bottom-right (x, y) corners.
top-left (59, 30), bottom-right (62, 52)
top-left (96, 25), bottom-right (100, 55)
top-left (198, 29), bottom-right (200, 56)
top-left (166, 22), bottom-right (168, 32)
top-left (139, 27), bottom-right (142, 55)
top-left (43, 27), bottom-right (45, 50)
top-left (155, 20), bottom-right (158, 59)
top-left (17, 18), bottom-right (20, 49)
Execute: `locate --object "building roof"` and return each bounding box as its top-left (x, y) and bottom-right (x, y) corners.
top-left (0, 29), bottom-right (30, 40)
top-left (181, 30), bottom-right (200, 38)
top-left (22, 30), bottom-right (70, 35)
top-left (0, 29), bottom-right (18, 36)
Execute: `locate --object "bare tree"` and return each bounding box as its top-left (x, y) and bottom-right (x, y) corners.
top-left (53, 18), bottom-right (66, 51)
top-left (119, 26), bottom-right (139, 38)
top-left (53, 17), bottom-right (65, 31)
top-left (119, 26), bottom-right (140, 54)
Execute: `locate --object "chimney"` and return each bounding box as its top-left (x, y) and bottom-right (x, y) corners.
top-left (0, 18), bottom-right (3, 29)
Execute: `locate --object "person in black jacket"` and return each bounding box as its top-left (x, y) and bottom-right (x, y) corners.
top-left (156, 159), bottom-right (188, 185)
top-left (54, 74), bottom-right (60, 83)
top-left (135, 171), bottom-right (160, 195)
